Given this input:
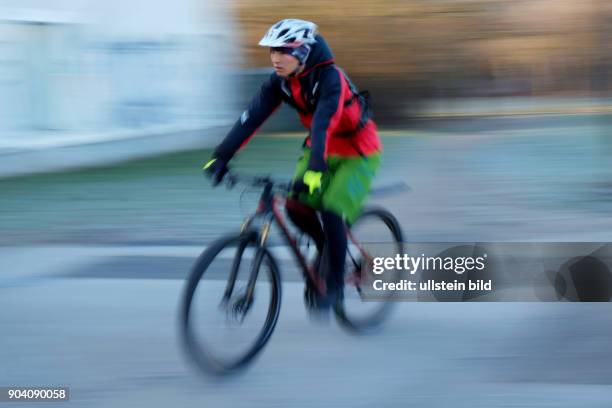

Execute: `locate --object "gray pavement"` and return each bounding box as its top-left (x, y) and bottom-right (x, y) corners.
top-left (1, 248), bottom-right (612, 407)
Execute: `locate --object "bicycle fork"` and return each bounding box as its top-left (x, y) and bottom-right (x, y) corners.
top-left (244, 219), bottom-right (273, 304)
top-left (221, 220), bottom-right (273, 321)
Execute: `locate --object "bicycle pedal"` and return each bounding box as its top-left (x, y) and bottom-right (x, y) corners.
top-left (303, 285), bottom-right (318, 309)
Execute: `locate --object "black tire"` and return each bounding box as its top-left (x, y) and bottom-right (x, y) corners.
top-left (180, 230), bottom-right (282, 375)
top-left (334, 207), bottom-right (404, 333)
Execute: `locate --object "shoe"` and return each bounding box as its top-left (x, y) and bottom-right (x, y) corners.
top-left (303, 278), bottom-right (342, 312)
top-left (303, 283), bottom-right (318, 309)
top-left (305, 288), bottom-right (343, 322)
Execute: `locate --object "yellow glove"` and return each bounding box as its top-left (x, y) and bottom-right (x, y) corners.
top-left (203, 158), bottom-right (217, 170)
top-left (203, 157), bottom-right (229, 185)
top-left (303, 170), bottom-right (322, 194)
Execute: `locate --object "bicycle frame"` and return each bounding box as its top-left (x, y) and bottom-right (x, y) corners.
top-left (231, 179), bottom-right (375, 307)
top-left (239, 181), bottom-right (327, 295)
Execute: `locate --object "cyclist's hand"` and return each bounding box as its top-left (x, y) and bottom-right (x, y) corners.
top-left (203, 157), bottom-right (229, 186)
top-left (303, 170), bottom-right (322, 194)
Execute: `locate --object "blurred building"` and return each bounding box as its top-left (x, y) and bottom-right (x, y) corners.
top-left (0, 0), bottom-right (238, 177)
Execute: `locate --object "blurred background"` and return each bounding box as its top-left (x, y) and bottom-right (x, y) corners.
top-left (2, 1), bottom-right (612, 407)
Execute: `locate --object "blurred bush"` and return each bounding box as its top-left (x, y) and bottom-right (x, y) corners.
top-left (233, 0), bottom-right (612, 123)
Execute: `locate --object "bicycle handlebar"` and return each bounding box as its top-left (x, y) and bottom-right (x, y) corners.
top-left (222, 171), bottom-right (293, 194)
top-left (208, 171), bottom-right (410, 197)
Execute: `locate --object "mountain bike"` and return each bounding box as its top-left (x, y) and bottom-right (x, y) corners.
top-left (180, 172), bottom-right (404, 374)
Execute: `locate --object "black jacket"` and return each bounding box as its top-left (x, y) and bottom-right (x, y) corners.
top-left (214, 35), bottom-right (372, 171)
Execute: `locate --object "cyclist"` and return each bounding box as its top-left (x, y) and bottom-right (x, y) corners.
top-left (204, 19), bottom-right (382, 312)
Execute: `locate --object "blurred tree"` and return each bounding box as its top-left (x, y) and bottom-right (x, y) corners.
top-left (231, 0), bottom-right (610, 123)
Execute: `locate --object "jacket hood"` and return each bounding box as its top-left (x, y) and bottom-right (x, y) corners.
top-left (300, 34), bottom-right (335, 75)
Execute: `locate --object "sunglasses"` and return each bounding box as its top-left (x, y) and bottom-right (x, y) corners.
top-left (270, 47), bottom-right (294, 54)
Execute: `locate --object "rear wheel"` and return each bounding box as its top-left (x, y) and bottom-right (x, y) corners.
top-left (334, 208), bottom-right (404, 332)
top-left (180, 230), bottom-right (282, 374)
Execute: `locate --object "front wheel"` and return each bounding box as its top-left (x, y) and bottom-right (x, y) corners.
top-left (334, 207), bottom-right (404, 333)
top-left (180, 230), bottom-right (282, 375)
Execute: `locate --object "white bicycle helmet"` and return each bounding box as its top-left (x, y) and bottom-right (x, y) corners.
top-left (258, 19), bottom-right (318, 48)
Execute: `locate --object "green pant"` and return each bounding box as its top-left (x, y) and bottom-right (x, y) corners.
top-left (292, 149), bottom-right (381, 225)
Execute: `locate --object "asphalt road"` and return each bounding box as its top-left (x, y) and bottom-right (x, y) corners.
top-left (2, 246), bottom-right (612, 407)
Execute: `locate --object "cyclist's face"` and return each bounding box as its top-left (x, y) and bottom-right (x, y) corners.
top-left (270, 49), bottom-right (300, 77)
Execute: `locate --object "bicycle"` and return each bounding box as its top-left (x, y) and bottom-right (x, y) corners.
top-left (180, 172), bottom-right (404, 375)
